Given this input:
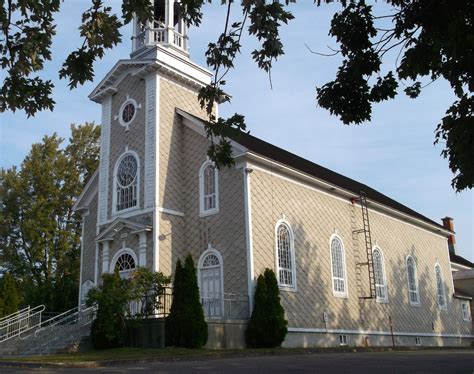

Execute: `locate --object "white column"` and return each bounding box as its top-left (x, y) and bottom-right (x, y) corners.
top-left (138, 231), bottom-right (147, 267)
top-left (102, 241), bottom-right (110, 274)
top-left (166, 0), bottom-right (174, 44)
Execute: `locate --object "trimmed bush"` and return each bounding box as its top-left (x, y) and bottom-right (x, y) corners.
top-left (87, 270), bottom-right (129, 349)
top-left (166, 254), bottom-right (208, 348)
top-left (246, 268), bottom-right (288, 348)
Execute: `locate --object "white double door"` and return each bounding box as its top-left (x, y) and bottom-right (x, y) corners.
top-left (201, 266), bottom-right (223, 318)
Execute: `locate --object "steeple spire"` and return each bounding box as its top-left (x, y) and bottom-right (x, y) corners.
top-left (131, 0), bottom-right (188, 58)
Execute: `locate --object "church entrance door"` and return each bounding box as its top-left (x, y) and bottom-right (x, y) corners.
top-left (199, 251), bottom-right (223, 318)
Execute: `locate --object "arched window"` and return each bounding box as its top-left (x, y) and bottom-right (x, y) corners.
top-left (199, 161), bottom-right (218, 216)
top-left (198, 248), bottom-right (224, 318)
top-left (114, 152), bottom-right (139, 213)
top-left (276, 221), bottom-right (296, 289)
top-left (406, 255), bottom-right (420, 305)
top-left (110, 249), bottom-right (137, 279)
top-left (434, 264), bottom-right (447, 310)
top-left (373, 247), bottom-right (388, 302)
top-left (330, 235), bottom-right (347, 297)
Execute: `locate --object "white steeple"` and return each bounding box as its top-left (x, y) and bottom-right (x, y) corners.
top-left (131, 0), bottom-right (188, 58)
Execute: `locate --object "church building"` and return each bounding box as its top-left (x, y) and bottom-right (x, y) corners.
top-left (73, 0), bottom-right (472, 348)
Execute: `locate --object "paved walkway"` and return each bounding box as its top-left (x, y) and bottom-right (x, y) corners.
top-left (1, 350), bottom-right (473, 373)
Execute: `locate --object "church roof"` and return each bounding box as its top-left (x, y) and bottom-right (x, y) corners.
top-left (178, 110), bottom-right (448, 233)
top-left (450, 252), bottom-right (474, 268)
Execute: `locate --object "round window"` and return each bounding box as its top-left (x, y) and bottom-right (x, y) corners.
top-left (117, 154), bottom-right (138, 187)
top-left (117, 97), bottom-right (140, 129)
top-left (122, 102), bottom-right (135, 124)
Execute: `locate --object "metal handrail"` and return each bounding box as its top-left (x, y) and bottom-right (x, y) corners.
top-left (26, 306), bottom-right (96, 355)
top-left (34, 305), bottom-right (93, 337)
top-left (0, 305), bottom-right (45, 343)
top-left (0, 306), bottom-right (30, 325)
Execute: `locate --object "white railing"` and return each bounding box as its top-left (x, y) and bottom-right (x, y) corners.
top-left (0, 305), bottom-right (45, 343)
top-left (201, 292), bottom-right (249, 320)
top-left (0, 306), bottom-right (30, 326)
top-left (26, 306), bottom-right (96, 355)
top-left (133, 23), bottom-right (186, 52)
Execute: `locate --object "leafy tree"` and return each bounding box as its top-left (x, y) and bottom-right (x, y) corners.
top-left (0, 273), bottom-right (22, 317)
top-left (166, 255), bottom-right (208, 348)
top-left (1, 1), bottom-right (472, 190)
top-left (0, 123), bottom-right (100, 312)
top-left (128, 267), bottom-right (171, 319)
top-left (87, 270), bottom-right (130, 349)
top-left (246, 268), bottom-right (287, 348)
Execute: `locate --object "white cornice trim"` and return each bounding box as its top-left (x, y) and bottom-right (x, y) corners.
top-left (158, 207), bottom-right (185, 217)
top-left (176, 109), bottom-right (248, 155)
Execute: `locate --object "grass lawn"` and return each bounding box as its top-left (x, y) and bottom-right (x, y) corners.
top-left (0, 347), bottom-right (298, 364)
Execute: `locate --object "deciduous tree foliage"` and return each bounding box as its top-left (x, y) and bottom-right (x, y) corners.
top-left (1, 1), bottom-right (472, 190)
top-left (0, 123), bottom-right (100, 312)
top-left (0, 273), bottom-right (22, 317)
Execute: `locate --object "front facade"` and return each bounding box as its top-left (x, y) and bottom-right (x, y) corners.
top-left (74, 0), bottom-right (473, 348)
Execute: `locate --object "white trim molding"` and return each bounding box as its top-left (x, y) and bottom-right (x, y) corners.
top-left (243, 165), bottom-right (255, 312)
top-left (329, 233), bottom-right (348, 298)
top-left (275, 219), bottom-right (297, 291)
top-left (97, 95), bottom-right (112, 224)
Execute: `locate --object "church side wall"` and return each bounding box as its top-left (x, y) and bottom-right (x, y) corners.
top-left (249, 166), bottom-right (471, 347)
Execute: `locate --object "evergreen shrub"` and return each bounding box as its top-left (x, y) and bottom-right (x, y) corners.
top-left (245, 268), bottom-right (288, 348)
top-left (166, 254), bottom-right (208, 348)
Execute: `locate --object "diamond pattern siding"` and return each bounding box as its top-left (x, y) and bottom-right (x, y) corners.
top-left (250, 167), bottom-right (470, 336)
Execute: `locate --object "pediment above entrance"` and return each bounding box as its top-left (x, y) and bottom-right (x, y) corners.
top-left (95, 217), bottom-right (151, 242)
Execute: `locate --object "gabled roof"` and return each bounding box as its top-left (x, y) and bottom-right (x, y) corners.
top-left (72, 170), bottom-right (99, 212)
top-left (178, 110), bottom-right (448, 233)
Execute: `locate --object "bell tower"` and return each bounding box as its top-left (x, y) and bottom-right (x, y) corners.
top-left (131, 0), bottom-right (189, 58)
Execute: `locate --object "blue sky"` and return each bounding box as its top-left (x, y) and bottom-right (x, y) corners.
top-left (1, 1), bottom-right (472, 262)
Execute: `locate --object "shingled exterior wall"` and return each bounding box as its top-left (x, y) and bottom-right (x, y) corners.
top-left (157, 77), bottom-right (248, 297)
top-left (249, 166), bottom-right (471, 347)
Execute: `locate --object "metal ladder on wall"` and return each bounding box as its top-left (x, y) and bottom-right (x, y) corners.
top-left (351, 191), bottom-right (376, 299)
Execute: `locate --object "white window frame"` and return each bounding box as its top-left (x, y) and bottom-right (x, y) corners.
top-left (415, 337), bottom-right (422, 346)
top-left (329, 233), bottom-right (348, 298)
top-left (198, 247), bottom-right (225, 318)
top-left (434, 263), bottom-right (447, 310)
top-left (406, 255), bottom-right (420, 306)
top-left (116, 95), bottom-right (141, 131)
top-left (112, 150), bottom-right (140, 215)
top-left (461, 301), bottom-right (470, 321)
top-left (110, 247), bottom-right (138, 276)
top-left (372, 246), bottom-right (388, 303)
top-left (275, 219), bottom-right (297, 291)
top-left (339, 334), bottom-right (348, 346)
top-left (199, 160), bottom-right (219, 217)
